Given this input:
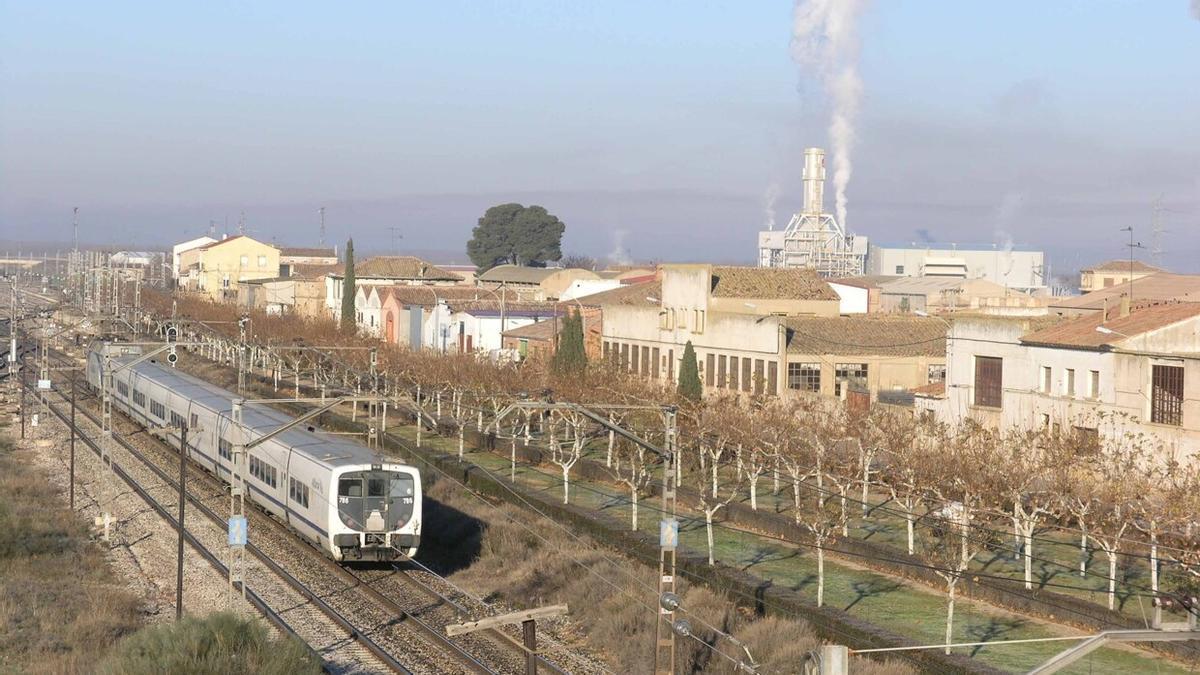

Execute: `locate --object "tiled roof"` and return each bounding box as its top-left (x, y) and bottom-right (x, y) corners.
top-left (1020, 301), bottom-right (1200, 349)
top-left (785, 315), bottom-right (947, 357)
top-left (377, 285), bottom-right (520, 306)
top-left (289, 263), bottom-right (339, 279)
top-left (710, 266), bottom-right (839, 301)
top-left (502, 314), bottom-right (600, 341)
top-left (278, 246), bottom-right (336, 258)
top-left (575, 280), bottom-right (661, 307)
top-left (447, 300), bottom-right (562, 315)
top-left (1083, 259), bottom-right (1162, 273)
top-left (1051, 273), bottom-right (1200, 311)
top-left (198, 235), bottom-right (251, 250)
top-left (477, 265), bottom-right (561, 284)
top-left (828, 275), bottom-right (899, 290)
top-left (332, 256), bottom-right (462, 281)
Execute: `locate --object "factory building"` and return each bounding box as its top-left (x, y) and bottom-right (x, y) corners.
top-left (865, 243), bottom-right (1046, 293)
top-left (757, 147), bottom-right (868, 277)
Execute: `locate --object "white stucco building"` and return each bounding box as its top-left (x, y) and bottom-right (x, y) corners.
top-left (867, 243), bottom-right (1046, 292)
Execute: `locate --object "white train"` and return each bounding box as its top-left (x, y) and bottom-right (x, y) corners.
top-left (86, 341), bottom-right (421, 562)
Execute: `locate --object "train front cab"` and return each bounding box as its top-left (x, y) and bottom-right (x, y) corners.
top-left (331, 465), bottom-right (421, 562)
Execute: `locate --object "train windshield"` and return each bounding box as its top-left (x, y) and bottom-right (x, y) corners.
top-left (337, 471), bottom-right (415, 532)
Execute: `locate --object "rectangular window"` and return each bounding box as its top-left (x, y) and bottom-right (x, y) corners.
top-left (788, 362), bottom-right (821, 392)
top-left (190, 412), bottom-right (198, 430)
top-left (835, 363), bottom-right (868, 397)
top-left (675, 308), bottom-right (686, 330)
top-left (132, 389), bottom-right (145, 407)
top-left (169, 411), bottom-right (185, 429)
top-left (651, 347), bottom-right (660, 379)
top-left (1151, 364), bottom-right (1184, 426)
top-left (768, 361), bottom-right (778, 396)
top-left (742, 358), bottom-right (753, 393)
top-left (895, 265), bottom-right (905, 275)
top-left (631, 344), bottom-right (640, 374)
top-left (667, 349), bottom-right (674, 381)
top-left (641, 346), bottom-right (650, 377)
top-left (693, 310), bottom-right (706, 334)
top-left (116, 380), bottom-right (130, 397)
top-left (218, 438), bottom-right (233, 461)
top-left (706, 354), bottom-right (716, 387)
top-left (240, 255), bottom-right (249, 267)
top-left (290, 478), bottom-right (310, 509)
top-left (1088, 370), bottom-right (1100, 398)
top-left (619, 343), bottom-right (629, 369)
top-left (753, 359), bottom-right (765, 395)
top-left (927, 364), bottom-right (946, 383)
top-left (974, 356), bottom-right (1003, 408)
top-left (257, 254), bottom-right (267, 268)
top-left (1065, 368), bottom-right (1075, 397)
top-left (728, 357), bottom-right (739, 390)
top-left (150, 400), bottom-right (165, 419)
top-left (1040, 366), bottom-right (1052, 393)
top-left (718, 355), bottom-right (727, 388)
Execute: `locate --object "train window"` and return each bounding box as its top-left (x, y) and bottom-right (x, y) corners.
top-left (367, 478), bottom-right (386, 498)
top-left (218, 439), bottom-right (232, 460)
top-left (116, 381), bottom-right (129, 397)
top-left (289, 478), bottom-right (310, 508)
top-left (268, 465), bottom-right (277, 488)
top-left (338, 479), bottom-right (363, 498)
top-left (132, 389), bottom-right (145, 407)
top-left (150, 400), bottom-right (165, 419)
top-left (190, 413), bottom-right (198, 430)
top-left (389, 476), bottom-right (414, 498)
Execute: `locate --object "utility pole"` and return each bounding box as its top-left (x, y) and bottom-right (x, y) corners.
top-left (70, 371), bottom-right (76, 511)
top-left (654, 407), bottom-right (680, 675)
top-left (229, 398), bottom-right (247, 605)
top-left (446, 604), bottom-right (568, 675)
top-left (1120, 226), bottom-right (1146, 306)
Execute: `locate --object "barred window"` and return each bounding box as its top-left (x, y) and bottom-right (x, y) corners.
top-left (116, 381), bottom-right (130, 397)
top-left (974, 356), bottom-right (1003, 408)
top-left (132, 389), bottom-right (146, 407)
top-left (169, 411), bottom-right (185, 429)
top-left (1151, 365), bottom-right (1184, 426)
top-left (149, 400), bottom-right (165, 419)
top-left (927, 364), bottom-right (946, 383)
top-left (788, 363), bottom-right (821, 392)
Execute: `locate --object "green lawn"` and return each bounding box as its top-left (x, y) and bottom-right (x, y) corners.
top-left (381, 423), bottom-right (1195, 674)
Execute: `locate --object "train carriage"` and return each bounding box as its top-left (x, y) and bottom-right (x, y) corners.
top-left (86, 341), bottom-right (421, 561)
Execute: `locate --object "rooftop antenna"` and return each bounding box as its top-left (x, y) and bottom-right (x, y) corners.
top-left (238, 210), bottom-right (245, 236)
top-left (1121, 226), bottom-right (1146, 306)
top-left (318, 206), bottom-right (326, 246)
top-left (208, 219), bottom-right (216, 238)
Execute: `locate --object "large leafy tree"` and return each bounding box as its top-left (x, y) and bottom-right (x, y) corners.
top-left (677, 341), bottom-right (702, 401)
top-left (340, 238), bottom-right (356, 331)
top-left (552, 310), bottom-right (587, 374)
top-left (467, 203), bottom-right (565, 270)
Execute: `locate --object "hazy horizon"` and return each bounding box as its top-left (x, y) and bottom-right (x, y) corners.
top-left (3, 2), bottom-right (1198, 274)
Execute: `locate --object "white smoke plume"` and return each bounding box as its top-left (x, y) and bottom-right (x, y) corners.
top-left (608, 228), bottom-right (632, 266)
top-left (993, 192), bottom-right (1025, 280)
top-left (763, 181), bottom-right (781, 230)
top-left (1191, 0), bottom-right (1200, 20)
top-left (792, 0), bottom-right (867, 230)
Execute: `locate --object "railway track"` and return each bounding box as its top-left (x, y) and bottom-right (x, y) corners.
top-left (40, 346), bottom-right (576, 674)
top-left (28, 376), bottom-right (410, 674)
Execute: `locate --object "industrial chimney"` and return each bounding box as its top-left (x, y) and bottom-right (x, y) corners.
top-left (802, 147), bottom-right (827, 216)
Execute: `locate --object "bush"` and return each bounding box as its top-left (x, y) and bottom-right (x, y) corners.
top-left (98, 612), bottom-right (322, 675)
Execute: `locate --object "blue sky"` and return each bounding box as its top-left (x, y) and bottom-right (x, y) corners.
top-left (2, 1), bottom-right (1198, 274)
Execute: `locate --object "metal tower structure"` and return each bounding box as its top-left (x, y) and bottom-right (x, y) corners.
top-left (757, 147), bottom-right (866, 277)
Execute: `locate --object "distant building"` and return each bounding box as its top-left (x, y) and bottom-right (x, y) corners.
top-left (324, 256), bottom-right (463, 319)
top-left (866, 243), bottom-right (1046, 292)
top-left (923, 301), bottom-right (1200, 465)
top-left (1079, 259), bottom-right (1163, 293)
top-left (501, 310), bottom-right (603, 362)
top-left (1049, 272), bottom-right (1200, 317)
top-left (476, 265), bottom-right (601, 301)
top-left (278, 246), bottom-right (338, 274)
top-left (876, 277), bottom-right (1046, 315)
top-left (172, 236), bottom-right (216, 279)
top-left (177, 235), bottom-right (281, 303)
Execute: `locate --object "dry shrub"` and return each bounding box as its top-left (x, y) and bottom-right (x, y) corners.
top-left (0, 434), bottom-right (142, 674)
top-left (97, 611), bottom-right (321, 675)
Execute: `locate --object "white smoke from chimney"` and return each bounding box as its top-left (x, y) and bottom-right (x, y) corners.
top-left (608, 228), bottom-right (633, 266)
top-left (792, 0), bottom-right (867, 230)
top-left (763, 181), bottom-right (781, 230)
top-left (1191, 0), bottom-right (1200, 20)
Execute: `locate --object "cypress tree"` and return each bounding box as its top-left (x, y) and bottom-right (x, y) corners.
top-left (552, 309), bottom-right (587, 373)
top-left (677, 340), bottom-right (702, 401)
top-left (340, 238), bottom-right (356, 331)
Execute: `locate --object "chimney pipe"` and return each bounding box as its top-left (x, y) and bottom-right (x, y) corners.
top-left (802, 147), bottom-right (827, 216)
top-left (1119, 295), bottom-right (1130, 318)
